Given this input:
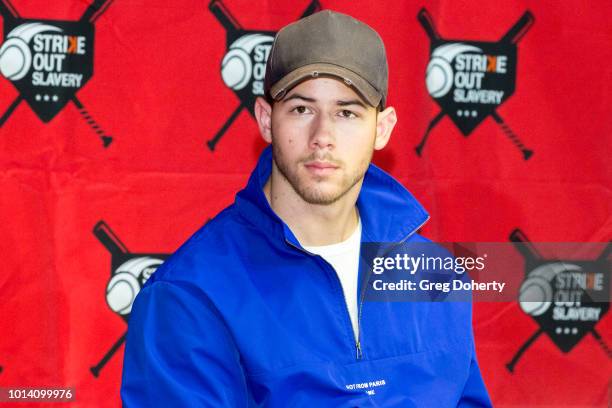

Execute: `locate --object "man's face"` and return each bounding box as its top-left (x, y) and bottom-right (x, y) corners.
top-left (269, 77), bottom-right (378, 205)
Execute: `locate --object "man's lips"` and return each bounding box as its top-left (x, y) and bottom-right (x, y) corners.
top-left (303, 161), bottom-right (339, 175)
top-left (304, 161), bottom-right (339, 169)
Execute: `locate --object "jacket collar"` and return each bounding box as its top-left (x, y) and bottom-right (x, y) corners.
top-left (235, 146), bottom-right (429, 246)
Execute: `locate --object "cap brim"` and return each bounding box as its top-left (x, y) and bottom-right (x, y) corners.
top-left (269, 63), bottom-right (383, 108)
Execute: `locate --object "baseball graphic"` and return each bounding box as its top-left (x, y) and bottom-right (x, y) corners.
top-left (106, 256), bottom-right (163, 315)
top-left (519, 276), bottom-right (552, 316)
top-left (519, 262), bottom-right (582, 316)
top-left (0, 37), bottom-right (30, 80)
top-left (425, 56), bottom-right (452, 98)
top-left (0, 23), bottom-right (62, 81)
top-left (0, 0), bottom-right (115, 147)
top-left (221, 48), bottom-right (252, 90)
top-left (425, 43), bottom-right (481, 98)
top-left (416, 8), bottom-right (536, 160)
top-left (508, 228), bottom-right (610, 372)
top-left (221, 33), bottom-right (274, 90)
top-left (92, 220), bottom-right (168, 377)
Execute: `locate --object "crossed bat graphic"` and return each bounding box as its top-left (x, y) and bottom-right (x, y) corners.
top-left (416, 8), bottom-right (534, 160)
top-left (206, 0), bottom-right (320, 151)
top-left (91, 221), bottom-right (167, 377)
top-left (506, 229), bottom-right (611, 372)
top-left (0, 0), bottom-right (113, 147)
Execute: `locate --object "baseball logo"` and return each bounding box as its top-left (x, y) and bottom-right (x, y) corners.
top-left (0, 23), bottom-right (61, 81)
top-left (519, 262), bottom-right (581, 317)
top-left (426, 43), bottom-right (481, 99)
top-left (91, 220), bottom-right (169, 378)
top-left (221, 33), bottom-right (274, 91)
top-left (416, 8), bottom-right (534, 160)
top-left (507, 229), bottom-right (611, 372)
top-left (106, 256), bottom-right (163, 315)
top-left (0, 0), bottom-right (114, 147)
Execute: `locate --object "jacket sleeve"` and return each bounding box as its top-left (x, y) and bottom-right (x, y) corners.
top-left (120, 280), bottom-right (252, 407)
top-left (457, 334), bottom-right (493, 407)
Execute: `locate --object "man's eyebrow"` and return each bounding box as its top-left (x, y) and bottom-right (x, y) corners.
top-left (281, 94), bottom-right (368, 109)
top-left (336, 99), bottom-right (367, 109)
top-left (282, 93), bottom-right (316, 103)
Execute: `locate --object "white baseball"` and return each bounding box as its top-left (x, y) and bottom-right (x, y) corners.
top-left (519, 276), bottom-right (552, 316)
top-left (221, 49), bottom-right (251, 90)
top-left (106, 272), bottom-right (140, 315)
top-left (0, 38), bottom-right (31, 81)
top-left (107, 280), bottom-right (135, 314)
top-left (426, 56), bottom-right (452, 98)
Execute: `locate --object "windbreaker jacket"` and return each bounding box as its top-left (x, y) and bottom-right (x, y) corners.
top-left (121, 146), bottom-right (492, 407)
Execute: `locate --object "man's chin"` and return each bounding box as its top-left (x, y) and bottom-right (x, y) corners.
top-left (295, 184), bottom-right (346, 205)
top-left (300, 193), bottom-right (342, 206)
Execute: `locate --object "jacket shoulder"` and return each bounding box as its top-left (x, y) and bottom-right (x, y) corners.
top-left (145, 205), bottom-right (254, 287)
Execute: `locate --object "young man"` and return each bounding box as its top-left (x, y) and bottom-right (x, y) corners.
top-left (121, 10), bottom-right (492, 407)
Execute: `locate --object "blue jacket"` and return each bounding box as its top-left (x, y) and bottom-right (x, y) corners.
top-left (121, 146), bottom-right (492, 407)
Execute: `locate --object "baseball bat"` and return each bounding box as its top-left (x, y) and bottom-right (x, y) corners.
top-left (209, 0), bottom-right (242, 31)
top-left (206, 104), bottom-right (244, 151)
top-left (491, 111), bottom-right (533, 160)
top-left (417, 8), bottom-right (441, 41)
top-left (415, 110), bottom-right (444, 157)
top-left (498, 11), bottom-right (534, 162)
top-left (509, 229), bottom-right (542, 263)
top-left (0, 0), bottom-right (19, 21)
top-left (493, 11), bottom-right (535, 161)
top-left (414, 9), bottom-right (441, 158)
top-left (0, 95), bottom-right (22, 128)
top-left (94, 220), bottom-right (129, 255)
top-left (80, 0), bottom-right (114, 23)
top-left (72, 96), bottom-right (113, 147)
top-left (591, 329), bottom-right (612, 360)
top-left (500, 11), bottom-right (534, 45)
top-left (506, 328), bottom-right (543, 372)
top-left (300, 0), bottom-right (321, 19)
top-left (90, 332), bottom-right (127, 378)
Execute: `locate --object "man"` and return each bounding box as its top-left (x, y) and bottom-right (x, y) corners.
top-left (121, 10), bottom-right (492, 407)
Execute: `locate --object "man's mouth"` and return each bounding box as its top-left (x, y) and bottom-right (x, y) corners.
top-left (303, 160), bottom-right (339, 175)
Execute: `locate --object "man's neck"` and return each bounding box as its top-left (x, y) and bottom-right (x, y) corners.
top-left (263, 164), bottom-right (361, 247)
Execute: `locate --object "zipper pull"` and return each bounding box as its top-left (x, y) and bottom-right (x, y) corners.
top-left (356, 340), bottom-right (363, 360)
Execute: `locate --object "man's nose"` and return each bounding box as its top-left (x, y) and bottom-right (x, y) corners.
top-left (310, 114), bottom-right (335, 149)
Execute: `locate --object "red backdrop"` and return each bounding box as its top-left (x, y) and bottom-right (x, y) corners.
top-left (0, 0), bottom-right (610, 406)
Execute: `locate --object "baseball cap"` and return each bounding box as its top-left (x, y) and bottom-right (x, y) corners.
top-left (264, 10), bottom-right (388, 109)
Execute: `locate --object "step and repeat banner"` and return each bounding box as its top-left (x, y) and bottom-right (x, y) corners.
top-left (0, 0), bottom-right (610, 406)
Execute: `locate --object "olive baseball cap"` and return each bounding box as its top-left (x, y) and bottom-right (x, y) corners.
top-left (264, 10), bottom-right (388, 109)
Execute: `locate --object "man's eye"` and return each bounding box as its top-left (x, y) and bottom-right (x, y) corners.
top-left (291, 106), bottom-right (309, 114)
top-left (339, 110), bottom-right (357, 118)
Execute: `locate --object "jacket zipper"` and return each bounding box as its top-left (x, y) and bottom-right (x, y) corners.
top-left (286, 214), bottom-right (430, 362)
top-left (285, 239), bottom-right (362, 360)
top-left (355, 215), bottom-right (430, 360)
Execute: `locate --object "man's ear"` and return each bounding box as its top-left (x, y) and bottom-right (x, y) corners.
top-left (374, 106), bottom-right (397, 150)
top-left (254, 97), bottom-right (273, 144)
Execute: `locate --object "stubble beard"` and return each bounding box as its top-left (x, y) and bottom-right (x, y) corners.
top-left (271, 132), bottom-right (373, 206)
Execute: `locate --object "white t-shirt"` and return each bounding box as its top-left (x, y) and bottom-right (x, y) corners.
top-left (303, 218), bottom-right (362, 340)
